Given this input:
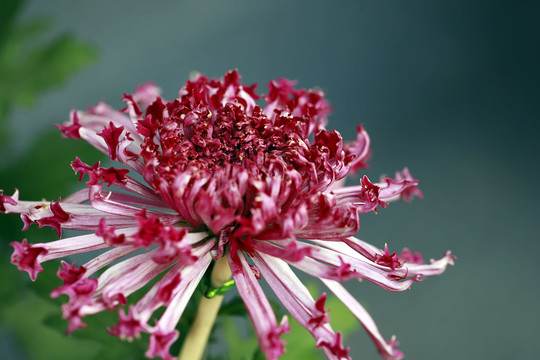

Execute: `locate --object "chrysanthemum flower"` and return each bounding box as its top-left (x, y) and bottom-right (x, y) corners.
top-left (2, 70), bottom-right (454, 360)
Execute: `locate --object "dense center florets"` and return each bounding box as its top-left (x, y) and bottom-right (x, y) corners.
top-left (137, 71), bottom-right (359, 237)
top-left (156, 100), bottom-right (282, 171)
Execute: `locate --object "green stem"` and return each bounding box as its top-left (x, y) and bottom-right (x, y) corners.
top-left (178, 256), bottom-right (232, 360)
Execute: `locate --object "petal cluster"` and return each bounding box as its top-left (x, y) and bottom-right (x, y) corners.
top-left (2, 71), bottom-right (454, 360)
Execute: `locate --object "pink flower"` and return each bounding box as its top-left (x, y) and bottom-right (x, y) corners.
top-left (2, 71), bottom-right (454, 360)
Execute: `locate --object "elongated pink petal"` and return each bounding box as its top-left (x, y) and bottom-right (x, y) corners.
top-left (147, 251), bottom-right (212, 360)
top-left (256, 240), bottom-right (421, 292)
top-left (86, 186), bottom-right (181, 228)
top-left (228, 249), bottom-right (289, 360)
top-left (134, 240), bottom-right (215, 326)
top-left (10, 230), bottom-right (139, 280)
top-left (315, 239), bottom-right (456, 278)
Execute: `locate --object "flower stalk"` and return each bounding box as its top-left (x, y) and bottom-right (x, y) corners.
top-left (178, 256), bottom-right (231, 360)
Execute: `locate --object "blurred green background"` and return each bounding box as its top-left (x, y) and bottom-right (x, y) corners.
top-left (1, 0), bottom-right (538, 359)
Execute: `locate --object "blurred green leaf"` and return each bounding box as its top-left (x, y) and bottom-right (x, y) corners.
top-left (0, 290), bottom-right (102, 360)
top-left (1, 33), bottom-right (98, 106)
top-left (0, 257), bottom-right (26, 304)
top-left (218, 297), bottom-right (249, 317)
top-left (0, 0), bottom-right (97, 145)
top-left (0, 0), bottom-right (24, 47)
top-left (220, 317), bottom-right (259, 360)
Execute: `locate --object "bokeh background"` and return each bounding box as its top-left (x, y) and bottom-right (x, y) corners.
top-left (1, 0), bottom-right (539, 359)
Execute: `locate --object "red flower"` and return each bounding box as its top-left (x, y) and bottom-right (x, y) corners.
top-left (2, 71), bottom-right (454, 360)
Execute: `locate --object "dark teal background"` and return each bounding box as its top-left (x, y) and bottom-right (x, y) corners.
top-left (2, 1), bottom-right (539, 359)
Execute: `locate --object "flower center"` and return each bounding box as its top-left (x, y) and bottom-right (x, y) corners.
top-left (138, 72), bottom-right (347, 238)
top-left (156, 102), bottom-right (286, 178)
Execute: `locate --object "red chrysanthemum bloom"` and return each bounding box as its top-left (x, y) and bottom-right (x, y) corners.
top-left (2, 71), bottom-right (454, 360)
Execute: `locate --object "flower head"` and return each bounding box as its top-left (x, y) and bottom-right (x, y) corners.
top-left (3, 70), bottom-right (454, 360)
